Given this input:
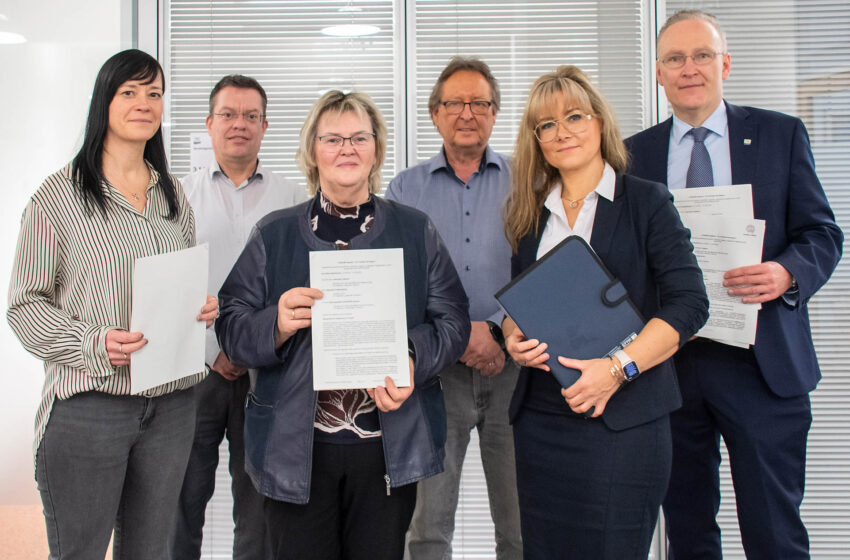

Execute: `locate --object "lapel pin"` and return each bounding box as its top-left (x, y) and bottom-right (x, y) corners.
top-left (743, 138), bottom-right (752, 145)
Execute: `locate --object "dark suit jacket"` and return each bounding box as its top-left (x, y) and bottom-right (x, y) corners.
top-left (509, 173), bottom-right (709, 431)
top-left (625, 101), bottom-right (843, 397)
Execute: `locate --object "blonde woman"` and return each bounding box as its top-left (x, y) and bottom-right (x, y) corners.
top-left (502, 66), bottom-right (708, 558)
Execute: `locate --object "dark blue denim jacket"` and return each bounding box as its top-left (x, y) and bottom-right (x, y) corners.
top-left (217, 195), bottom-right (470, 504)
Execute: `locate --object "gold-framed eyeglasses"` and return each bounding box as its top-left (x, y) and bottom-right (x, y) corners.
top-left (317, 132), bottom-right (376, 150)
top-left (658, 50), bottom-right (725, 69)
top-left (534, 112), bottom-right (594, 143)
top-left (438, 100), bottom-right (494, 115)
top-left (212, 111), bottom-right (265, 123)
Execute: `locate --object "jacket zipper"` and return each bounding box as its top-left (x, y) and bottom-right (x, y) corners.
top-left (384, 473), bottom-right (391, 496)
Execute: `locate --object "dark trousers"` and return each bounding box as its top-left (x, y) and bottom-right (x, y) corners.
top-left (37, 389), bottom-right (196, 560)
top-left (664, 339), bottom-right (812, 559)
top-left (171, 373), bottom-right (268, 560)
top-left (265, 440), bottom-right (417, 560)
top-left (513, 407), bottom-right (671, 560)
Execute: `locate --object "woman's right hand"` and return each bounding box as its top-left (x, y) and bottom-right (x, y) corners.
top-left (275, 287), bottom-right (324, 347)
top-left (504, 323), bottom-right (550, 371)
top-left (106, 329), bottom-right (147, 367)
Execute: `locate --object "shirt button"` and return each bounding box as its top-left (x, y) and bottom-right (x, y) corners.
top-left (465, 265), bottom-right (470, 271)
top-left (465, 238), bottom-right (470, 243)
top-left (465, 211), bottom-right (470, 216)
top-left (466, 186), bottom-right (470, 190)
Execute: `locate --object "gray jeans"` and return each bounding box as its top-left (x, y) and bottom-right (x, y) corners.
top-left (405, 361), bottom-right (523, 560)
top-left (36, 388), bottom-right (196, 560)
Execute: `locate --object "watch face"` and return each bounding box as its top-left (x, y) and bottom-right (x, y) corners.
top-left (623, 362), bottom-right (640, 381)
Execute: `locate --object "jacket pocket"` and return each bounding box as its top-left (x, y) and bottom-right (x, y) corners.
top-left (419, 376), bottom-right (447, 451)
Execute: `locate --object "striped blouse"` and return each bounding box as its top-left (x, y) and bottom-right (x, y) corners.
top-left (7, 162), bottom-right (206, 457)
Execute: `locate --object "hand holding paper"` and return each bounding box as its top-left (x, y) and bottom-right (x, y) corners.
top-left (723, 261), bottom-right (793, 303)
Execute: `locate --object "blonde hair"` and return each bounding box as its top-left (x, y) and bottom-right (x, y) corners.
top-left (296, 90), bottom-right (387, 195)
top-left (505, 65), bottom-right (628, 251)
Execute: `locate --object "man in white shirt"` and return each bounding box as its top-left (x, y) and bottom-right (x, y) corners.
top-left (170, 75), bottom-right (306, 560)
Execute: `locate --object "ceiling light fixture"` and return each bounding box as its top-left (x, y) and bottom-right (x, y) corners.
top-left (0, 31), bottom-right (26, 44)
top-left (320, 1), bottom-right (380, 38)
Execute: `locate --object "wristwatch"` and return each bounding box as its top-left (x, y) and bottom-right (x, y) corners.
top-left (486, 320), bottom-right (506, 351)
top-left (613, 349), bottom-right (641, 382)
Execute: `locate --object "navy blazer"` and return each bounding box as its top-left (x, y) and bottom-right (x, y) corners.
top-left (509, 173), bottom-right (709, 431)
top-left (625, 102), bottom-right (843, 397)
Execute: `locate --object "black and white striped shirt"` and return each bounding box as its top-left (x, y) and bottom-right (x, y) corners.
top-left (7, 162), bottom-right (206, 457)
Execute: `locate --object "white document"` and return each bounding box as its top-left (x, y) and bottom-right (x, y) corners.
top-left (130, 244), bottom-right (209, 394)
top-left (189, 132), bottom-right (214, 172)
top-left (310, 249), bottom-right (409, 390)
top-left (680, 215), bottom-right (765, 346)
top-left (673, 184), bottom-right (753, 218)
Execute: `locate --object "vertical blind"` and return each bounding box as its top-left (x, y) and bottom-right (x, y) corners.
top-left (662, 1), bottom-right (850, 557)
top-left (163, 1), bottom-right (849, 558)
top-left (165, 0), bottom-right (397, 187)
top-left (409, 2), bottom-right (648, 556)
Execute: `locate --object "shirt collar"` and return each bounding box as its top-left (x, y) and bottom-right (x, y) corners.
top-left (672, 101), bottom-right (728, 144)
top-left (427, 144), bottom-right (503, 175)
top-left (209, 159), bottom-right (263, 186)
top-left (543, 161), bottom-right (616, 215)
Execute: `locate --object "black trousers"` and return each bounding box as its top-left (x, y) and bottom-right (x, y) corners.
top-left (264, 440), bottom-right (417, 560)
top-left (514, 407), bottom-right (671, 560)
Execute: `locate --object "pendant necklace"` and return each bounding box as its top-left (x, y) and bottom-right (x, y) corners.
top-left (563, 196), bottom-right (582, 209)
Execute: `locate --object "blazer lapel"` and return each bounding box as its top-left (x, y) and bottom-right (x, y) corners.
top-left (726, 102), bottom-right (757, 186)
top-left (589, 174), bottom-right (625, 263)
top-left (652, 119), bottom-right (673, 183)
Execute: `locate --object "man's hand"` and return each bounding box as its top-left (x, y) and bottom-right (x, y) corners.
top-left (459, 321), bottom-right (505, 375)
top-left (212, 351), bottom-right (247, 381)
top-left (724, 261), bottom-right (793, 304)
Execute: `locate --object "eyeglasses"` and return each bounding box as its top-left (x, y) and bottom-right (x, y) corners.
top-left (316, 132), bottom-right (376, 150)
top-left (658, 50), bottom-right (725, 69)
top-left (212, 111), bottom-right (265, 123)
top-left (438, 100), bottom-right (494, 115)
top-left (534, 112), bottom-right (594, 143)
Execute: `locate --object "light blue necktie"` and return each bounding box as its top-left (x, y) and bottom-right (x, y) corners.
top-left (686, 127), bottom-right (714, 188)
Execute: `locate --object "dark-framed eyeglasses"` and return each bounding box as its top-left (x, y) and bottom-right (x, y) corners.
top-left (212, 111), bottom-right (265, 123)
top-left (316, 132), bottom-right (377, 150)
top-left (438, 100), bottom-right (494, 115)
top-left (533, 112), bottom-right (594, 143)
top-left (658, 50), bottom-right (725, 69)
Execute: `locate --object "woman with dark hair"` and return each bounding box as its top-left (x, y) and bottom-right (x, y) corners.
top-left (216, 90), bottom-right (470, 559)
top-left (502, 65), bottom-right (708, 558)
top-left (7, 49), bottom-right (217, 558)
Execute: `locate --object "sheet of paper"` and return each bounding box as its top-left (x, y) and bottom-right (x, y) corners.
top-left (673, 184), bottom-right (753, 218)
top-left (682, 215), bottom-right (765, 346)
top-left (310, 248), bottom-right (409, 390)
top-left (130, 244), bottom-right (209, 394)
top-left (189, 132), bottom-right (214, 172)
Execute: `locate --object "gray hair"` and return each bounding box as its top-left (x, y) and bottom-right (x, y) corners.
top-left (428, 56), bottom-right (501, 113)
top-left (658, 9), bottom-right (727, 52)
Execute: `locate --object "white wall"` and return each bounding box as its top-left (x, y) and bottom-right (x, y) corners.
top-left (0, 0), bottom-right (130, 505)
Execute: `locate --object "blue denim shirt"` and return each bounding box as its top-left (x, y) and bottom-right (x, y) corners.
top-left (386, 146), bottom-right (511, 324)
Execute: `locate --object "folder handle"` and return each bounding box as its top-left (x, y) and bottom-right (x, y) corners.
top-left (602, 280), bottom-right (629, 307)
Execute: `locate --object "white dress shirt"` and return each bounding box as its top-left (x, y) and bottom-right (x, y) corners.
top-left (184, 160), bottom-right (308, 365)
top-left (537, 162), bottom-right (617, 259)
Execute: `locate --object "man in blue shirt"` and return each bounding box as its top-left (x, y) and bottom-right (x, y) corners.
top-left (626, 10), bottom-right (842, 559)
top-left (386, 56), bottom-right (522, 560)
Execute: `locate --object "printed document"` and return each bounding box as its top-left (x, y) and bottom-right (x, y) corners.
top-left (130, 244), bottom-right (209, 393)
top-left (310, 249), bottom-right (409, 390)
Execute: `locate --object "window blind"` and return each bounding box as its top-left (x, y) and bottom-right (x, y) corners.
top-left (662, 2), bottom-right (850, 557)
top-left (165, 0), bottom-right (398, 189)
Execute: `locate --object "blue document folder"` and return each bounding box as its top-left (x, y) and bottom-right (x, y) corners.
top-left (495, 236), bottom-right (645, 388)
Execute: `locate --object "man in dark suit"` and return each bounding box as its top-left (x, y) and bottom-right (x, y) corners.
top-left (626, 9), bottom-right (843, 559)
